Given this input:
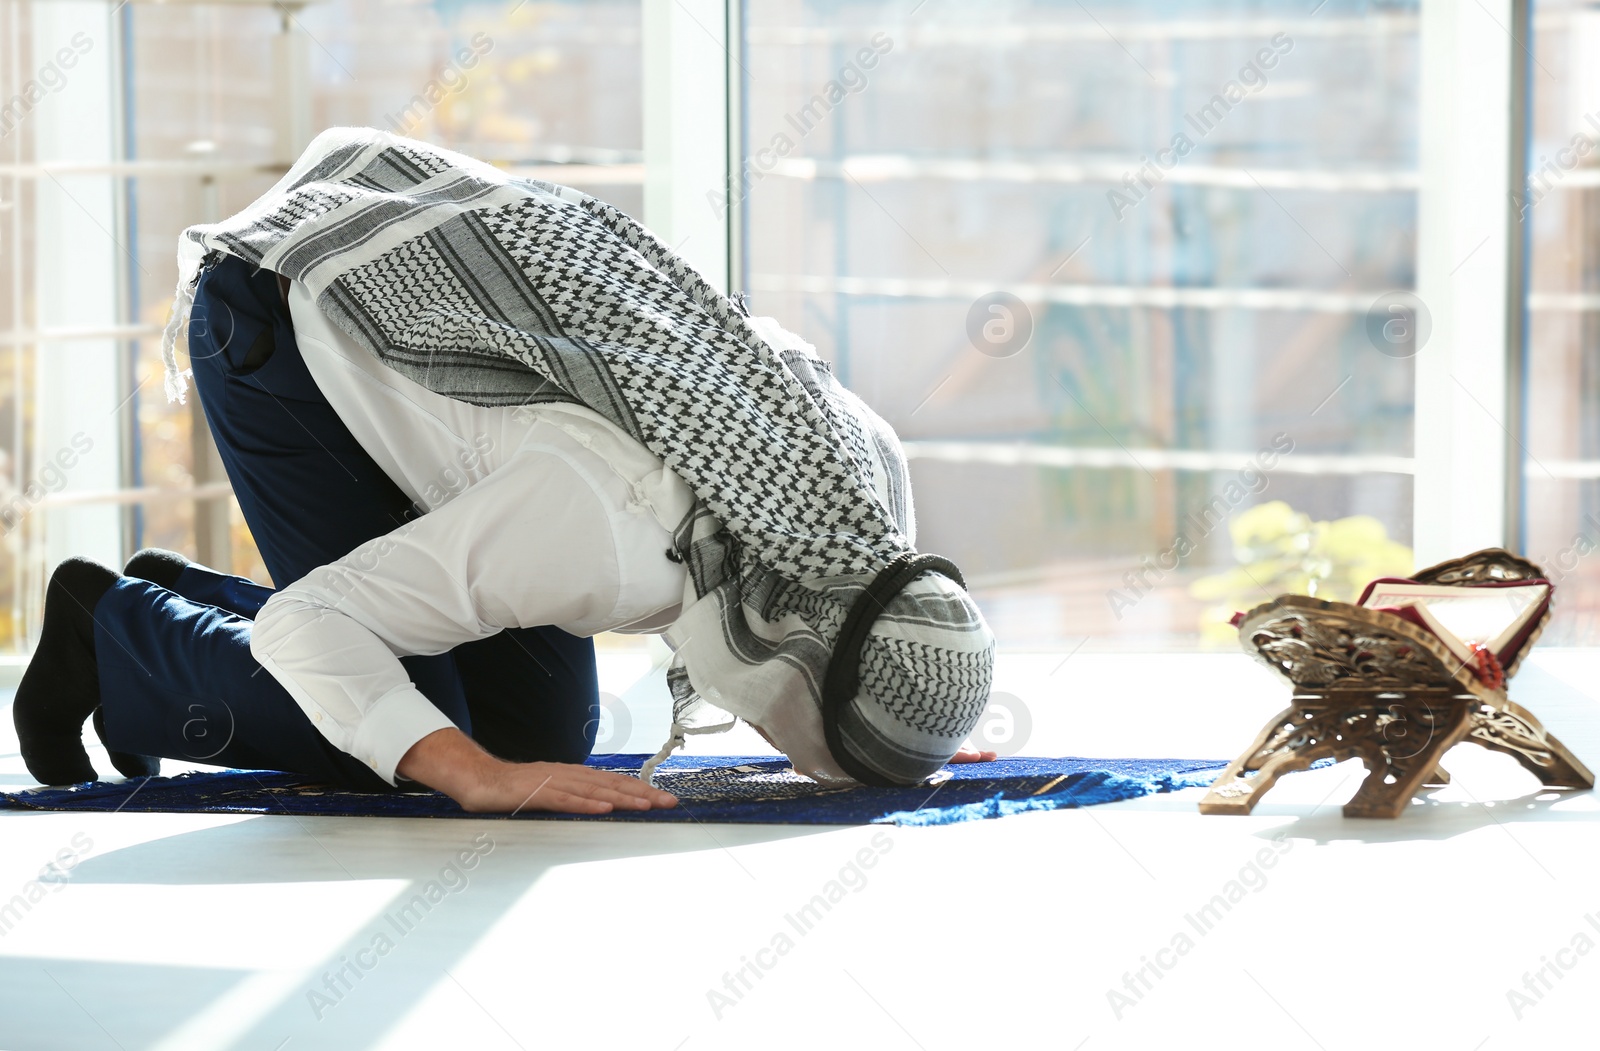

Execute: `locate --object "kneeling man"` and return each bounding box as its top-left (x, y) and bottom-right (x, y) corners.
top-left (14, 129), bottom-right (997, 814)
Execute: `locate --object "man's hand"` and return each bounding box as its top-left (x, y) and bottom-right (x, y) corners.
top-left (948, 742), bottom-right (998, 764)
top-left (397, 727), bottom-right (677, 814)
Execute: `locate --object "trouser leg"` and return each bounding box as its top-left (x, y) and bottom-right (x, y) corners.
top-left (450, 630), bottom-right (598, 763)
top-left (161, 562), bottom-right (272, 619)
top-left (185, 254), bottom-right (420, 585)
top-left (93, 577), bottom-right (409, 791)
top-left (150, 559), bottom-right (469, 719)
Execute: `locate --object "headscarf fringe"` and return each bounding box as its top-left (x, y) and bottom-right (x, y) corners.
top-left (159, 266), bottom-right (198, 404)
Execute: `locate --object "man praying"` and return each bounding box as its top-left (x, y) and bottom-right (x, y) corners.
top-left (13, 129), bottom-right (997, 815)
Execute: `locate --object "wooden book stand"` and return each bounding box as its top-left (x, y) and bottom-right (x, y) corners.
top-left (1200, 549), bottom-right (1594, 819)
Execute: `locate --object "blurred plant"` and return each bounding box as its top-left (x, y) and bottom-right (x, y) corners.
top-left (437, 7), bottom-right (564, 149)
top-left (1189, 500), bottom-right (1413, 645)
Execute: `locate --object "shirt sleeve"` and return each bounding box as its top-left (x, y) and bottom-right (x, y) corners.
top-left (249, 447), bottom-right (626, 785)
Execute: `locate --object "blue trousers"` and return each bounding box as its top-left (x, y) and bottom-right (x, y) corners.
top-left (94, 255), bottom-right (599, 790)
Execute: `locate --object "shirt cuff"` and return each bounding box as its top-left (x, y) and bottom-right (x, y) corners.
top-left (349, 683), bottom-right (461, 786)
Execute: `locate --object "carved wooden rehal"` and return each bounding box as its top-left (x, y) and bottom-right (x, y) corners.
top-left (1200, 548), bottom-right (1594, 819)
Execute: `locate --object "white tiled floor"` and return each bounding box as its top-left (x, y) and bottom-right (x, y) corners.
top-left (3, 650), bottom-right (1599, 1050)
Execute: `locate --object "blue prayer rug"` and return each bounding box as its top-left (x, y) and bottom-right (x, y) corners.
top-left (0, 755), bottom-right (1227, 826)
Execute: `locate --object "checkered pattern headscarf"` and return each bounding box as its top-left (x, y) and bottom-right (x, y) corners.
top-left (162, 128), bottom-right (995, 785)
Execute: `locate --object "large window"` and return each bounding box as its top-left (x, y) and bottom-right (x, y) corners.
top-left (1, 0), bottom-right (1584, 657)
top-left (740, 0), bottom-right (1420, 648)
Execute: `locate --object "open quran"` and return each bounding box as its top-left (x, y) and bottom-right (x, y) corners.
top-left (1357, 576), bottom-right (1551, 688)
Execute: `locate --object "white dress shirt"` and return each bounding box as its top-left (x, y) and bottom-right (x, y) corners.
top-left (249, 283), bottom-right (695, 784)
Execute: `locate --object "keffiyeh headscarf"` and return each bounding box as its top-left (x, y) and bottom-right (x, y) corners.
top-left (161, 128), bottom-right (995, 785)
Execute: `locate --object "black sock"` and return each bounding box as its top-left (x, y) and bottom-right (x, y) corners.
top-left (13, 558), bottom-right (118, 785)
